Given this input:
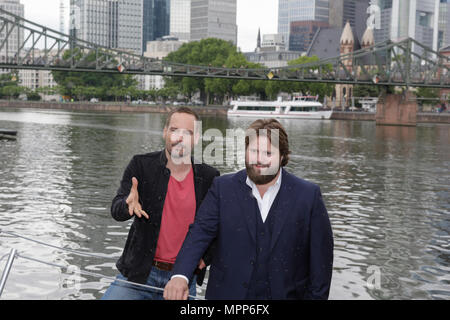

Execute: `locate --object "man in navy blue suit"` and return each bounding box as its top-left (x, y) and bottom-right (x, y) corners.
top-left (164, 119), bottom-right (333, 300)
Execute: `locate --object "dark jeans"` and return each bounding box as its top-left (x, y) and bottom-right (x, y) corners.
top-left (101, 267), bottom-right (197, 300)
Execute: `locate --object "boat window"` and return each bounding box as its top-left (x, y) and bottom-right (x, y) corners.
top-left (237, 106), bottom-right (276, 111)
top-left (290, 107), bottom-right (317, 112)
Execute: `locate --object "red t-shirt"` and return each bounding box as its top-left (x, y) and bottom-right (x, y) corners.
top-left (154, 167), bottom-right (196, 264)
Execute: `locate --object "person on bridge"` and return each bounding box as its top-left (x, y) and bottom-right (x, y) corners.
top-left (164, 119), bottom-right (334, 300)
top-left (102, 107), bottom-right (219, 300)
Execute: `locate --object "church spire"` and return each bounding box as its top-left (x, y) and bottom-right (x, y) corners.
top-left (257, 28), bottom-right (261, 49)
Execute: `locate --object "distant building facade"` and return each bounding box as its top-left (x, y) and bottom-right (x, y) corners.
top-left (70, 0), bottom-right (143, 53)
top-left (170, 0), bottom-right (190, 41)
top-left (329, 0), bottom-right (370, 41)
top-left (278, 0), bottom-right (330, 49)
top-left (374, 0), bottom-right (439, 53)
top-left (143, 0), bottom-right (170, 52)
top-left (289, 20), bottom-right (329, 52)
top-left (306, 27), bottom-right (343, 59)
top-left (245, 33), bottom-right (300, 69)
top-left (0, 0), bottom-right (24, 57)
top-left (18, 49), bottom-right (59, 100)
top-left (144, 36), bottom-right (185, 60)
top-left (191, 0), bottom-right (237, 44)
top-left (142, 36), bottom-right (186, 90)
top-left (438, 0), bottom-right (450, 49)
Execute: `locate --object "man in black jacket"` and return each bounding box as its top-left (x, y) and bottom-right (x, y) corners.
top-left (102, 107), bottom-right (219, 300)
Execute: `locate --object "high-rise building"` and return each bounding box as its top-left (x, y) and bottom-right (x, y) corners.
top-left (118, 0), bottom-right (143, 53)
top-left (142, 0), bottom-right (170, 52)
top-left (289, 20), bottom-right (329, 52)
top-left (70, 0), bottom-right (143, 53)
top-left (329, 0), bottom-right (370, 41)
top-left (373, 0), bottom-right (440, 53)
top-left (170, 0), bottom-right (190, 41)
top-left (438, 0), bottom-right (450, 49)
top-left (278, 0), bottom-right (330, 49)
top-left (190, 0), bottom-right (237, 44)
top-left (69, 0), bottom-right (110, 47)
top-left (0, 0), bottom-right (24, 57)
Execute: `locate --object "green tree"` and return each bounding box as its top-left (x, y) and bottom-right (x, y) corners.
top-left (24, 88), bottom-right (41, 101)
top-left (52, 49), bottom-right (138, 101)
top-left (283, 55), bottom-right (334, 100)
top-left (1, 85), bottom-right (24, 100)
top-left (0, 73), bottom-right (23, 99)
top-left (353, 84), bottom-right (380, 98)
top-left (164, 38), bottom-right (264, 104)
top-left (415, 87), bottom-right (440, 99)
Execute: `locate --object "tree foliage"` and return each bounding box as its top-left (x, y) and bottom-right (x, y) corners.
top-left (164, 38), bottom-right (265, 104)
top-left (51, 49), bottom-right (137, 101)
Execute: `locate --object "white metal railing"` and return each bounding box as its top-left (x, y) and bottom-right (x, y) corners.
top-left (0, 229), bottom-right (204, 300)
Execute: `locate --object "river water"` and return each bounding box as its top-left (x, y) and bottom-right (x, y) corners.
top-left (0, 107), bottom-right (449, 300)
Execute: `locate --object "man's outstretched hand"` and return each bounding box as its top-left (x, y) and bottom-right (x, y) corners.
top-left (126, 177), bottom-right (149, 219)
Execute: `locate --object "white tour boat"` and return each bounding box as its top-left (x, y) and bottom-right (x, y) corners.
top-left (228, 96), bottom-right (333, 120)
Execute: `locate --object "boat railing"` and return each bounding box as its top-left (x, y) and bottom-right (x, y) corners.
top-left (0, 229), bottom-right (205, 300)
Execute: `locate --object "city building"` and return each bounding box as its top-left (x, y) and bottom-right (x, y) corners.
top-left (306, 27), bottom-right (343, 59)
top-left (329, 0), bottom-right (370, 41)
top-left (259, 33), bottom-right (286, 51)
top-left (438, 0), bottom-right (450, 49)
top-left (19, 69), bottom-right (58, 90)
top-left (245, 32), bottom-right (300, 69)
top-left (17, 49), bottom-right (59, 100)
top-left (439, 44), bottom-right (450, 100)
top-left (278, 0), bottom-right (330, 50)
top-left (144, 35), bottom-right (185, 60)
top-left (373, 0), bottom-right (440, 53)
top-left (170, 0), bottom-right (190, 41)
top-left (190, 0), bottom-right (237, 45)
top-left (141, 36), bottom-right (186, 90)
top-left (70, 0), bottom-right (143, 53)
top-left (289, 20), bottom-right (329, 52)
top-left (142, 0), bottom-right (170, 52)
top-left (0, 0), bottom-right (24, 58)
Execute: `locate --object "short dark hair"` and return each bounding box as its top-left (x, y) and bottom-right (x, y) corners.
top-left (164, 107), bottom-right (200, 128)
top-left (245, 119), bottom-right (290, 167)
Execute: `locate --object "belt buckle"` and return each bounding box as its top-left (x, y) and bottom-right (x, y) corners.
top-left (154, 260), bottom-right (162, 269)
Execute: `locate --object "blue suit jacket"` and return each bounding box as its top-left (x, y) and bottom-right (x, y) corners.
top-left (172, 169), bottom-right (334, 300)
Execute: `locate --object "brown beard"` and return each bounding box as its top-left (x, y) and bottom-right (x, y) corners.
top-left (245, 162), bottom-right (280, 185)
top-left (167, 140), bottom-right (189, 159)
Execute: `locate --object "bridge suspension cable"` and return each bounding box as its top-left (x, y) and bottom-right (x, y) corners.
top-left (0, 229), bottom-right (205, 300)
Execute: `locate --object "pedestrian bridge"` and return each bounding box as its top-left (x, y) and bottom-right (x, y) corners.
top-left (0, 8), bottom-right (449, 89)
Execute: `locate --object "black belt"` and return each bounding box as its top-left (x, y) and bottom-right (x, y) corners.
top-left (152, 260), bottom-right (202, 275)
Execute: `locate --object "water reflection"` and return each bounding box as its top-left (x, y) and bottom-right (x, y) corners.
top-left (0, 108), bottom-right (449, 300)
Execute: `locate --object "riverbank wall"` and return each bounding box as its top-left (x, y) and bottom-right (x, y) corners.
top-left (1, 100), bottom-right (449, 124)
top-left (331, 111), bottom-right (450, 124)
top-left (0, 100), bottom-right (228, 116)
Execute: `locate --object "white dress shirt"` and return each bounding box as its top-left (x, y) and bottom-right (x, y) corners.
top-left (246, 169), bottom-right (282, 223)
top-left (171, 170), bottom-right (283, 284)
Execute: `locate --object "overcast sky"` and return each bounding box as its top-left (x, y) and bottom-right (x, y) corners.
top-left (19, 0), bottom-right (278, 52)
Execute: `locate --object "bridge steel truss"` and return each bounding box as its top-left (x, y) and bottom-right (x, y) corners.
top-left (0, 8), bottom-right (449, 89)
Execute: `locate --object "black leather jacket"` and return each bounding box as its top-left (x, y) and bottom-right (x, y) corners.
top-left (111, 150), bottom-right (220, 285)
